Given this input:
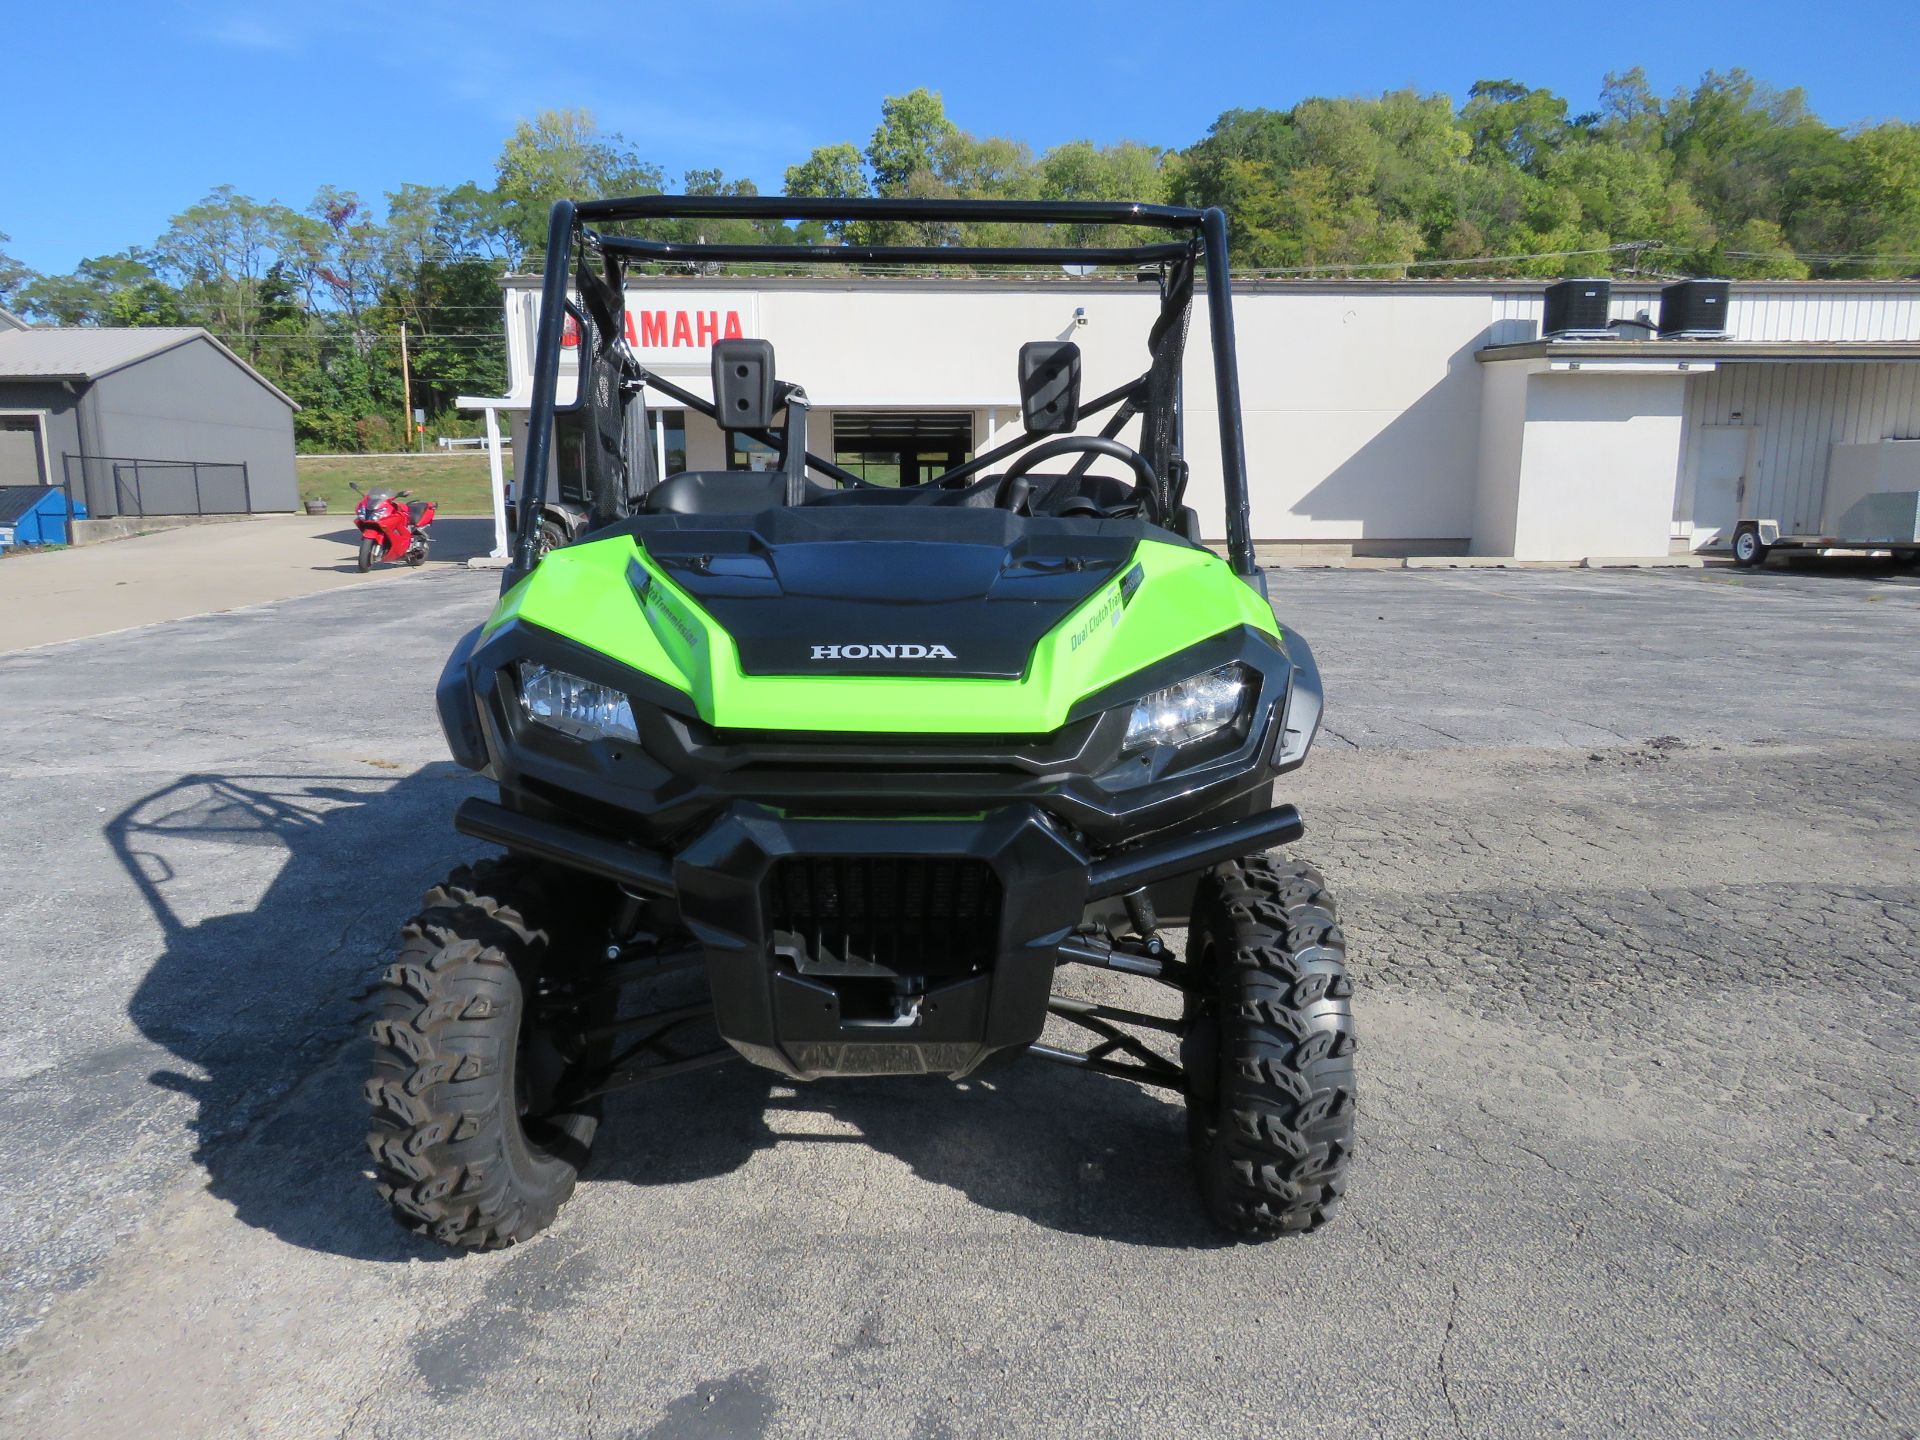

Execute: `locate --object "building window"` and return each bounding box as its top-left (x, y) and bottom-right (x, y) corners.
top-left (831, 411), bottom-right (974, 487)
top-left (728, 432), bottom-right (781, 472)
top-left (649, 411), bottom-right (687, 475)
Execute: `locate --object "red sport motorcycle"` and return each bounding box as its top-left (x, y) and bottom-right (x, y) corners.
top-left (349, 483), bottom-right (436, 572)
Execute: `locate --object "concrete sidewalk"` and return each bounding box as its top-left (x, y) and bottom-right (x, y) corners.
top-left (0, 515), bottom-right (497, 653)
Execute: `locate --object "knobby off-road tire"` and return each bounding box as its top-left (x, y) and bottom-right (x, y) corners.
top-left (1182, 854), bottom-right (1356, 1238)
top-left (356, 536), bottom-right (376, 572)
top-left (365, 857), bottom-right (599, 1249)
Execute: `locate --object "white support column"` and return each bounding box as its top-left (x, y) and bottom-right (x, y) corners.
top-left (484, 404), bottom-right (508, 560)
top-left (656, 407), bottom-right (668, 480)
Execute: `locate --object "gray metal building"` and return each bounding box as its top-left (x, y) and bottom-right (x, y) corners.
top-left (0, 324), bottom-right (297, 517)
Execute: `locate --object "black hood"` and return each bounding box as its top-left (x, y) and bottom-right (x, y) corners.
top-left (627, 507), bottom-right (1150, 678)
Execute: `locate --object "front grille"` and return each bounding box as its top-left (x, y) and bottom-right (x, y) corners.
top-left (766, 856), bottom-right (1001, 976)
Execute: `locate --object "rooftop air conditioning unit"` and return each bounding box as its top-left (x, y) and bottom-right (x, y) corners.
top-left (1659, 279), bottom-right (1732, 338)
top-left (1542, 278), bottom-right (1613, 339)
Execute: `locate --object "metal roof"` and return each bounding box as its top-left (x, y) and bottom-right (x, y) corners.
top-left (502, 272), bottom-right (1920, 295)
top-left (0, 326), bottom-right (297, 408)
top-left (1477, 339), bottom-right (1920, 364)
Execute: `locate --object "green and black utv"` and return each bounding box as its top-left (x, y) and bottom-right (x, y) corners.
top-left (365, 195), bottom-right (1355, 1248)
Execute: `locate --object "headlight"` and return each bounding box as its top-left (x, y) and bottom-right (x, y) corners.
top-left (517, 662), bottom-right (639, 743)
top-left (1122, 663), bottom-right (1250, 753)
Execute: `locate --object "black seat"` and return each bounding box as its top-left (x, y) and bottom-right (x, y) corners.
top-left (643, 471), bottom-right (789, 515)
top-left (407, 500), bottom-right (430, 526)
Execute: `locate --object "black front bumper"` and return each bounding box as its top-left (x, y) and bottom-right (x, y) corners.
top-left (677, 805), bottom-right (1086, 1079)
top-left (454, 796), bottom-right (1304, 1081)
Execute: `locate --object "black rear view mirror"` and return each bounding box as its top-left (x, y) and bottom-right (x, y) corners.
top-left (712, 339), bottom-right (778, 430)
top-left (1018, 341), bottom-right (1081, 434)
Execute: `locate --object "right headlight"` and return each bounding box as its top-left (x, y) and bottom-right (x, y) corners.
top-left (516, 661), bottom-right (639, 744)
top-left (1122, 663), bottom-right (1250, 753)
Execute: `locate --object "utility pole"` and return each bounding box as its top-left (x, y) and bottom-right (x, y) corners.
top-left (398, 322), bottom-right (414, 454)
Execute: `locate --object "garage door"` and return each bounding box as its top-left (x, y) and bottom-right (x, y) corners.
top-left (0, 418), bottom-right (45, 487)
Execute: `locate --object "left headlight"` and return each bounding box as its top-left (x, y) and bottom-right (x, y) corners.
top-left (1122, 663), bottom-right (1250, 753)
top-left (517, 661), bottom-right (639, 743)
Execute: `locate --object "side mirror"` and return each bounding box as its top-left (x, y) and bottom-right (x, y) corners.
top-left (1018, 341), bottom-right (1081, 434)
top-left (712, 339), bottom-right (778, 430)
top-left (349, 481), bottom-right (362, 493)
top-left (396, 489), bottom-right (413, 498)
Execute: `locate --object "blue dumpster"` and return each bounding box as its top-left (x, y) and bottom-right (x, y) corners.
top-left (0, 486), bottom-right (86, 550)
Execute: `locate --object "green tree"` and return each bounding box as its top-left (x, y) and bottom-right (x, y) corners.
top-left (1461, 79), bottom-right (1572, 173)
top-left (1037, 140), bottom-right (1168, 244)
top-left (154, 186), bottom-right (303, 361)
top-left (1839, 122), bottom-right (1920, 276)
top-left (1167, 108), bottom-right (1301, 262)
top-left (492, 109), bottom-right (665, 261)
top-left (1712, 217), bottom-right (1812, 279)
top-left (0, 233), bottom-right (33, 310)
top-left (287, 187), bottom-right (385, 323)
top-left (786, 143), bottom-right (869, 201)
top-left (1595, 68), bottom-right (1664, 152)
top-left (785, 142), bottom-right (871, 240)
top-left (435, 181), bottom-right (518, 263)
top-left (19, 250), bottom-right (184, 327)
top-left (1038, 140), bottom-right (1166, 204)
top-left (1665, 71), bottom-right (1854, 263)
top-left (866, 88), bottom-right (960, 195)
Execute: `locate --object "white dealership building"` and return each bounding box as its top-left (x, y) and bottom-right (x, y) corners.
top-left (463, 273), bottom-right (1920, 564)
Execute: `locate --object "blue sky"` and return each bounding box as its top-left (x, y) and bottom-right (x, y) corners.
top-left (4, 0), bottom-right (1917, 275)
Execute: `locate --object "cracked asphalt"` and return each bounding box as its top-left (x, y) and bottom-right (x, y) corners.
top-left (1, 561), bottom-right (1916, 1438)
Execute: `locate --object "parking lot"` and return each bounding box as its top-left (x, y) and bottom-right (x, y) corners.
top-left (1, 561), bottom-right (1916, 1438)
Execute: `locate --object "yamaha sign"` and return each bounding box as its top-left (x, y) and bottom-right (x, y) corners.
top-left (551, 291), bottom-right (761, 366)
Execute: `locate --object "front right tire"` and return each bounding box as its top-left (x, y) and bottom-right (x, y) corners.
top-left (1182, 855), bottom-right (1356, 1238)
top-left (365, 858), bottom-right (598, 1249)
top-left (356, 536), bottom-right (376, 572)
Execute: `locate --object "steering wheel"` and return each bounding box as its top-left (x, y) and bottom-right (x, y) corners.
top-left (1000, 437), bottom-right (1161, 523)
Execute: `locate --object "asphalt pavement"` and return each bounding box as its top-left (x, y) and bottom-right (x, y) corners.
top-left (0, 561), bottom-right (1915, 1438)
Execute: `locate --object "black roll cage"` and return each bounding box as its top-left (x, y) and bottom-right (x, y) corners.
top-left (513, 196), bottom-right (1256, 578)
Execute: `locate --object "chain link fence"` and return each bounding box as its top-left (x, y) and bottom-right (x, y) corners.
top-left (61, 454), bottom-right (254, 518)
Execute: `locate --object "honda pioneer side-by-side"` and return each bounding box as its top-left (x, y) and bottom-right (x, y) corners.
top-left (364, 195), bottom-right (1356, 1247)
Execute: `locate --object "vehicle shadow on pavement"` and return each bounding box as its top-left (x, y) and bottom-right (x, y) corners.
top-left (109, 767), bottom-right (1225, 1261)
top-left (591, 1009), bottom-right (1228, 1248)
top-left (105, 767), bottom-right (770, 1264)
top-left (781, 1069), bottom-right (1228, 1248)
top-left (110, 769), bottom-right (476, 1262)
